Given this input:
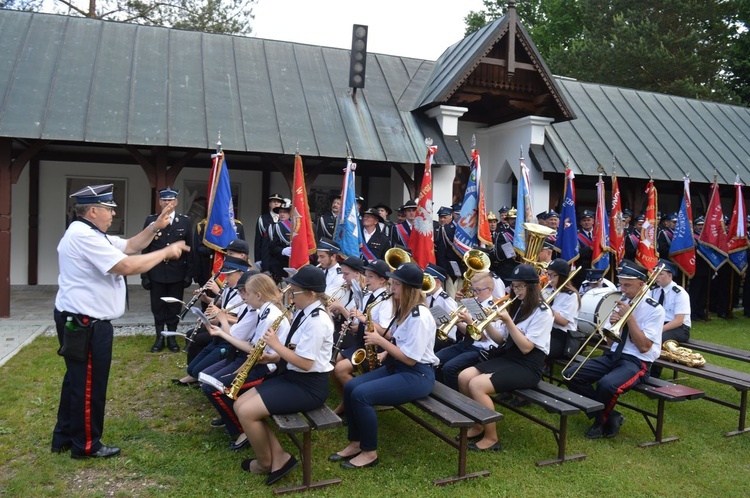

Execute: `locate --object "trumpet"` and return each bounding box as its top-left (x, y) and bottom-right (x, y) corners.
top-left (562, 264), bottom-right (665, 381)
top-left (325, 284), bottom-right (349, 306)
top-left (436, 305), bottom-right (467, 342)
top-left (465, 295), bottom-right (517, 341)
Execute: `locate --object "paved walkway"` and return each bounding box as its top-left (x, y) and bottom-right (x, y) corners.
top-left (0, 285), bottom-right (193, 367)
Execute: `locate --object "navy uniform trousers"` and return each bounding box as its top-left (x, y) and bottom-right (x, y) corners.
top-left (564, 351), bottom-right (650, 425)
top-left (52, 308), bottom-right (113, 456)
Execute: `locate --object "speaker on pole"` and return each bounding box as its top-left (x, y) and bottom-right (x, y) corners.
top-left (349, 24), bottom-right (368, 89)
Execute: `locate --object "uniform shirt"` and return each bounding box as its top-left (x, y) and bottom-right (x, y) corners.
top-left (491, 274), bottom-right (507, 300)
top-left (473, 297), bottom-right (501, 351)
top-left (649, 282), bottom-right (691, 328)
top-left (550, 290), bottom-right (579, 333)
top-left (612, 296), bottom-right (665, 362)
top-left (221, 287), bottom-right (247, 318)
top-left (323, 263), bottom-right (346, 296)
top-left (229, 307), bottom-right (258, 342)
top-left (286, 300), bottom-right (334, 373)
top-left (251, 302), bottom-right (291, 372)
top-left (361, 287), bottom-right (394, 329)
top-left (429, 290), bottom-right (458, 341)
top-left (55, 219), bottom-right (128, 320)
top-left (579, 278), bottom-right (617, 295)
top-left (391, 304), bottom-right (440, 366)
top-left (498, 303), bottom-right (553, 355)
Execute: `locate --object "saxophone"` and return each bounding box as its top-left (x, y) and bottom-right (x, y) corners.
top-left (352, 292), bottom-right (393, 372)
top-left (225, 305), bottom-right (291, 400)
top-left (659, 339), bottom-right (706, 367)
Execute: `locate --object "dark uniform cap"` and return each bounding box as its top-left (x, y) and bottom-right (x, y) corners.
top-left (511, 264), bottom-right (540, 283)
top-left (362, 208), bottom-right (384, 224)
top-left (437, 206), bottom-right (452, 217)
top-left (622, 209), bottom-right (634, 217)
top-left (317, 237), bottom-right (340, 253)
top-left (340, 257), bottom-right (366, 274)
top-left (365, 259), bottom-right (390, 279)
top-left (268, 193), bottom-right (284, 202)
top-left (667, 213), bottom-right (678, 222)
top-left (541, 238), bottom-right (556, 251)
top-left (236, 269), bottom-right (260, 287)
top-left (585, 268), bottom-right (606, 281)
top-left (498, 206), bottom-right (510, 214)
top-left (159, 187), bottom-right (179, 200)
top-left (635, 215), bottom-right (646, 222)
top-left (694, 216), bottom-right (705, 224)
top-left (537, 211), bottom-right (548, 221)
top-left (372, 203), bottom-right (392, 215)
top-left (356, 196), bottom-right (365, 203)
top-left (424, 263), bottom-right (447, 282)
top-left (452, 203), bottom-right (463, 213)
top-left (547, 259), bottom-right (570, 277)
top-left (386, 262), bottom-right (424, 288)
top-left (283, 264), bottom-right (327, 292)
top-left (618, 262), bottom-right (649, 281)
top-left (70, 184), bottom-right (117, 207)
top-left (546, 210), bottom-right (559, 219)
top-left (224, 238), bottom-right (249, 255)
top-left (580, 209), bottom-right (595, 219)
top-left (273, 198), bottom-right (292, 213)
top-left (658, 258), bottom-right (677, 275)
top-left (402, 199), bottom-right (418, 209)
top-left (220, 255), bottom-right (250, 274)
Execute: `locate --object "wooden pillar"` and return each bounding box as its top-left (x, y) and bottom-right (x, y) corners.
top-left (27, 159), bottom-right (39, 285)
top-left (0, 138), bottom-right (11, 317)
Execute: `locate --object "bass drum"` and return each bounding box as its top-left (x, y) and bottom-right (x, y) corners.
top-left (578, 288), bottom-right (622, 335)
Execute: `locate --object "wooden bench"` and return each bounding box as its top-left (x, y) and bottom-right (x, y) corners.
top-left (271, 405), bottom-right (343, 495)
top-left (549, 357), bottom-right (705, 446)
top-left (684, 339), bottom-right (750, 364)
top-left (653, 357), bottom-right (750, 437)
top-left (494, 380), bottom-right (604, 466)
top-left (394, 381), bottom-right (503, 486)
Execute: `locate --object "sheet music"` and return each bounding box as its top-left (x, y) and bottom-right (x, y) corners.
top-left (460, 298), bottom-right (486, 320)
top-left (198, 372), bottom-right (225, 392)
top-left (430, 306), bottom-right (452, 324)
top-left (190, 307), bottom-right (212, 329)
top-left (501, 242), bottom-right (515, 258)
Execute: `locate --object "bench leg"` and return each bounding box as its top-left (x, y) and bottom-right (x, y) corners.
top-left (536, 415), bottom-right (586, 467)
top-left (273, 431), bottom-right (342, 495)
top-left (725, 390), bottom-right (750, 437)
top-left (432, 427), bottom-right (490, 486)
top-left (639, 399), bottom-right (679, 447)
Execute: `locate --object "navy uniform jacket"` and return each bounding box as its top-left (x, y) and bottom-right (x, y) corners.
top-left (142, 213), bottom-right (193, 285)
top-left (267, 220), bottom-right (292, 281)
top-left (391, 221), bottom-right (413, 247)
top-left (577, 229), bottom-right (594, 269)
top-left (316, 212), bottom-right (337, 242)
top-left (657, 227), bottom-right (674, 258)
top-left (434, 223), bottom-right (462, 279)
top-left (492, 226), bottom-right (519, 282)
top-left (361, 226), bottom-right (391, 260)
top-left (254, 212), bottom-right (276, 262)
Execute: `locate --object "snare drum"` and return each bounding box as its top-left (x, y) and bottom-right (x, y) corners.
top-left (578, 288), bottom-right (622, 335)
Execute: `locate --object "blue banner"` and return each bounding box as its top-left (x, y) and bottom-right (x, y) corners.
top-left (334, 161), bottom-right (362, 258)
top-left (513, 162), bottom-right (532, 255)
top-left (556, 169), bottom-right (579, 264)
top-left (453, 156), bottom-right (480, 256)
top-left (697, 243), bottom-right (726, 271)
top-left (203, 153), bottom-right (238, 251)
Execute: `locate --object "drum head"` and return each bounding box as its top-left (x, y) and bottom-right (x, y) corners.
top-left (578, 288), bottom-right (622, 334)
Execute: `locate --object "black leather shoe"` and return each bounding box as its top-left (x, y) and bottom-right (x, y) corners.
top-left (229, 438), bottom-right (249, 451)
top-left (51, 443), bottom-right (71, 454)
top-left (71, 445), bottom-right (120, 459)
top-left (328, 450), bottom-right (360, 462)
top-left (210, 418), bottom-right (225, 427)
top-left (166, 336), bottom-right (180, 352)
top-left (585, 422), bottom-right (604, 439)
top-left (151, 336), bottom-right (165, 353)
top-left (341, 457), bottom-right (379, 469)
top-left (171, 378), bottom-right (198, 387)
top-left (265, 455), bottom-right (299, 485)
top-left (604, 412), bottom-right (626, 438)
top-left (468, 441), bottom-right (501, 452)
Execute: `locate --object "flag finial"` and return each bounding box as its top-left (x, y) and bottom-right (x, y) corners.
top-left (296, 140), bottom-right (300, 155)
top-left (471, 134), bottom-right (476, 150)
top-left (611, 154), bottom-right (616, 174)
top-left (714, 169), bottom-right (718, 183)
top-left (345, 142), bottom-right (351, 160)
top-left (425, 137), bottom-right (433, 147)
top-left (597, 163), bottom-right (606, 175)
top-left (519, 146), bottom-right (524, 161)
top-left (216, 132), bottom-right (222, 154)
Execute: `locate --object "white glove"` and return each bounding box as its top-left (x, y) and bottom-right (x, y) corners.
top-left (281, 247), bottom-right (292, 257)
top-left (255, 261), bottom-right (262, 271)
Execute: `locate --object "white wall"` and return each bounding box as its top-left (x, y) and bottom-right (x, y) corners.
top-left (10, 165), bottom-right (30, 284)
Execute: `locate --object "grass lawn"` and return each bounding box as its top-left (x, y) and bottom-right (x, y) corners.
top-left (1, 315), bottom-right (749, 497)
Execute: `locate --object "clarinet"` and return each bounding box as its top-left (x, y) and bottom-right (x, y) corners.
top-left (186, 279), bottom-right (226, 342)
top-left (331, 312), bottom-right (357, 365)
top-left (179, 270), bottom-right (221, 320)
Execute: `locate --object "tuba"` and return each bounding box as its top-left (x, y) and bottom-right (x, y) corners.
top-left (460, 249), bottom-right (491, 297)
top-left (562, 264), bottom-right (665, 381)
top-left (520, 222), bottom-right (556, 272)
top-left (422, 274), bottom-right (436, 294)
top-left (385, 247), bottom-right (414, 271)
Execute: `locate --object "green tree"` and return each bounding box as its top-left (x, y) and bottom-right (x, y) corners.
top-left (465, 0), bottom-right (737, 103)
top-left (4, 0), bottom-right (256, 35)
top-left (725, 0), bottom-right (750, 104)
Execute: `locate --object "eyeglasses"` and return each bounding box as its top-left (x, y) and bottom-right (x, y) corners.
top-left (511, 284), bottom-right (527, 291)
top-left (290, 290), bottom-right (307, 296)
top-left (95, 205), bottom-right (114, 213)
top-left (470, 286), bottom-right (490, 293)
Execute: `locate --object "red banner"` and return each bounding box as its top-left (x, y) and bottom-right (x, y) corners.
top-left (698, 181), bottom-right (727, 254)
top-left (290, 154), bottom-right (317, 269)
top-left (409, 146), bottom-right (438, 268)
top-left (635, 180), bottom-right (659, 271)
top-left (609, 172), bottom-right (625, 265)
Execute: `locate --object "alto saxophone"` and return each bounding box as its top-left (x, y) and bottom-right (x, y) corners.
top-left (225, 305), bottom-right (291, 400)
top-left (352, 292), bottom-right (393, 372)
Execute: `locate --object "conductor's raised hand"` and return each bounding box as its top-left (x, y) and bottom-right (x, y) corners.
top-left (154, 202), bottom-right (176, 230)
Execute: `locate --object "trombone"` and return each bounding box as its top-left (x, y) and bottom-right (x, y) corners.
top-left (562, 264), bottom-right (665, 381)
top-left (542, 267), bottom-right (582, 305)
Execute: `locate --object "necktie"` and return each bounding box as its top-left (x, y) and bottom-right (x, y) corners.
top-left (430, 296), bottom-right (435, 307)
top-left (658, 289), bottom-right (665, 306)
top-left (324, 268), bottom-right (329, 279)
top-left (364, 292), bottom-right (376, 310)
top-left (611, 299), bottom-right (631, 360)
top-left (276, 311), bottom-right (304, 374)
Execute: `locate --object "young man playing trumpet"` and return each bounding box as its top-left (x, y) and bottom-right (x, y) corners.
top-left (564, 262), bottom-right (665, 439)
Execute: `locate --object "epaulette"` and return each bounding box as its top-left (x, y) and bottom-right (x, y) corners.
top-left (645, 297), bottom-right (659, 307)
top-left (260, 307), bottom-right (270, 320)
top-left (411, 306), bottom-right (421, 317)
top-left (672, 286), bottom-right (681, 293)
top-left (336, 267), bottom-right (342, 274)
top-left (311, 308), bottom-right (322, 317)
top-left (234, 219), bottom-right (243, 225)
top-left (563, 289), bottom-right (574, 295)
top-left (439, 291), bottom-right (450, 299)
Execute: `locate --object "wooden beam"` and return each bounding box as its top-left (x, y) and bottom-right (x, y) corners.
top-left (166, 149), bottom-right (200, 186)
top-left (122, 144), bottom-right (156, 185)
top-left (392, 164), bottom-right (416, 199)
top-left (10, 139), bottom-right (48, 184)
top-left (28, 159), bottom-right (39, 285)
top-left (262, 153), bottom-right (293, 191)
top-left (0, 138), bottom-right (11, 317)
top-left (478, 57), bottom-right (535, 72)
